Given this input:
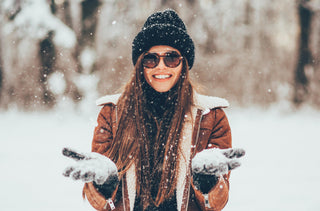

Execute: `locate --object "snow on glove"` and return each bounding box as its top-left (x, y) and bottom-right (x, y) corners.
top-left (192, 148), bottom-right (245, 193)
top-left (62, 147), bottom-right (119, 198)
top-left (192, 148), bottom-right (245, 176)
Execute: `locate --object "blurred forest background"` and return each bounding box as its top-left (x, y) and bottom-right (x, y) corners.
top-left (0, 0), bottom-right (320, 111)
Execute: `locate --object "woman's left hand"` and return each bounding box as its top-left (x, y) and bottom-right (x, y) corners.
top-left (192, 148), bottom-right (245, 176)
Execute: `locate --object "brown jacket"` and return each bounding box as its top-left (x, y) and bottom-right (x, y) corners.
top-left (83, 92), bottom-right (232, 211)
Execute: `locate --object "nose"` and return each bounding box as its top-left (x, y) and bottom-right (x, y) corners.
top-left (157, 57), bottom-right (166, 69)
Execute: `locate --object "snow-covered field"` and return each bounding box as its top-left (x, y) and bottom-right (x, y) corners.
top-left (0, 105), bottom-right (319, 211)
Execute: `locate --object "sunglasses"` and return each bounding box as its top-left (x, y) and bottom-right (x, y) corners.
top-left (142, 51), bottom-right (183, 68)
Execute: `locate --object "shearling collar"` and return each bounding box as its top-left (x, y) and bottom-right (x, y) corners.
top-left (95, 91), bottom-right (229, 110)
top-left (192, 92), bottom-right (229, 110)
top-left (96, 93), bottom-right (121, 106)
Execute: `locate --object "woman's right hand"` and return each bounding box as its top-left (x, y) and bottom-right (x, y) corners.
top-left (62, 148), bottom-right (118, 186)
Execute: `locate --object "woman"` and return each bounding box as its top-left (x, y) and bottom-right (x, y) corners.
top-left (63, 9), bottom-right (245, 211)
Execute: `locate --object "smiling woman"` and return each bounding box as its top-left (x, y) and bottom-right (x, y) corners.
top-left (143, 45), bottom-right (183, 93)
top-left (63, 8), bottom-right (245, 211)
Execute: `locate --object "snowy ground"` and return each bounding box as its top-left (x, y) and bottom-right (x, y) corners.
top-left (0, 105), bottom-right (320, 211)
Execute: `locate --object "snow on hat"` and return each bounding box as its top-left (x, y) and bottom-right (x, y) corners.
top-left (132, 9), bottom-right (195, 69)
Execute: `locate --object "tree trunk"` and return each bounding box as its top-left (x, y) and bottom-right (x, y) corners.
top-left (293, 0), bottom-right (313, 106)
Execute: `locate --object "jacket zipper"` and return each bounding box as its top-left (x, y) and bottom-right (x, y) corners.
top-left (116, 106), bottom-right (127, 211)
top-left (183, 110), bottom-right (204, 211)
top-left (114, 105), bottom-right (127, 211)
top-left (104, 198), bottom-right (116, 210)
top-left (203, 193), bottom-right (211, 208)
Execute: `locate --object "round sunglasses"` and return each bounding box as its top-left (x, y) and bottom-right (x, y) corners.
top-left (142, 51), bottom-right (183, 68)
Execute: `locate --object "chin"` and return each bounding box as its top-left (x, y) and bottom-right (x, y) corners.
top-left (154, 88), bottom-right (170, 93)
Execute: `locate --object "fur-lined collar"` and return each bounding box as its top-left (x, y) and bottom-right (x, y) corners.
top-left (95, 92), bottom-right (229, 110)
top-left (96, 93), bottom-right (121, 106)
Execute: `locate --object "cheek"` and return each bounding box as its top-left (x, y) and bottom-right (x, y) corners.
top-left (143, 69), bottom-right (150, 82)
top-left (173, 67), bottom-right (183, 81)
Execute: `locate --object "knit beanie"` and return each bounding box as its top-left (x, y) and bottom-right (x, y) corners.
top-left (132, 9), bottom-right (195, 69)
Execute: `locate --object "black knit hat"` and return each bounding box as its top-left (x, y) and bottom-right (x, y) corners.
top-left (132, 9), bottom-right (195, 69)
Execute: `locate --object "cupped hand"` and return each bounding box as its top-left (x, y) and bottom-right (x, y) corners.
top-left (192, 148), bottom-right (245, 176)
top-left (62, 148), bottom-right (118, 185)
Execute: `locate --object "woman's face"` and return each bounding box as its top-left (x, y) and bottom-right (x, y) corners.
top-left (143, 45), bottom-right (183, 93)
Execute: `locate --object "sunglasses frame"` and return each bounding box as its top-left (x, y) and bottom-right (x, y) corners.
top-left (142, 51), bottom-right (184, 69)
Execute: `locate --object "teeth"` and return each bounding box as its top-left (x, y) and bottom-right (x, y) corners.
top-left (154, 75), bottom-right (170, 79)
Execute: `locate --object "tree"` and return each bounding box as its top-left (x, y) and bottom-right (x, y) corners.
top-left (1, 0), bottom-right (319, 110)
top-left (0, 0), bottom-right (80, 110)
top-left (293, 0), bottom-right (313, 105)
top-left (293, 0), bottom-right (320, 107)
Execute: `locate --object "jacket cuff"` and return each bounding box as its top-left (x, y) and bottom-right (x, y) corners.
top-left (192, 173), bottom-right (218, 194)
top-left (93, 174), bottom-right (119, 199)
top-left (83, 182), bottom-right (118, 211)
top-left (192, 175), bottom-right (229, 211)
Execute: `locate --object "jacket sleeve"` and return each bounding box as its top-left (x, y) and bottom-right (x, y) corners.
top-left (91, 104), bottom-right (115, 154)
top-left (192, 108), bottom-right (232, 211)
top-left (82, 104), bottom-right (120, 211)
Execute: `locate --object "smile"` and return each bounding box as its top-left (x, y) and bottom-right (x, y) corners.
top-left (153, 74), bottom-right (172, 79)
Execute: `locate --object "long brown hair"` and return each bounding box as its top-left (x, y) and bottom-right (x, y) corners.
top-left (107, 53), bottom-right (194, 208)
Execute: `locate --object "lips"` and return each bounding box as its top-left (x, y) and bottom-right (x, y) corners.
top-left (152, 74), bottom-right (172, 79)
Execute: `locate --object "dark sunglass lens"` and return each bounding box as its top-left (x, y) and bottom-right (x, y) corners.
top-left (142, 54), bottom-right (158, 68)
top-left (164, 52), bottom-right (181, 67)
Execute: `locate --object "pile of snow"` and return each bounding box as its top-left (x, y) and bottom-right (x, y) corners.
top-left (0, 106), bottom-right (319, 210)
